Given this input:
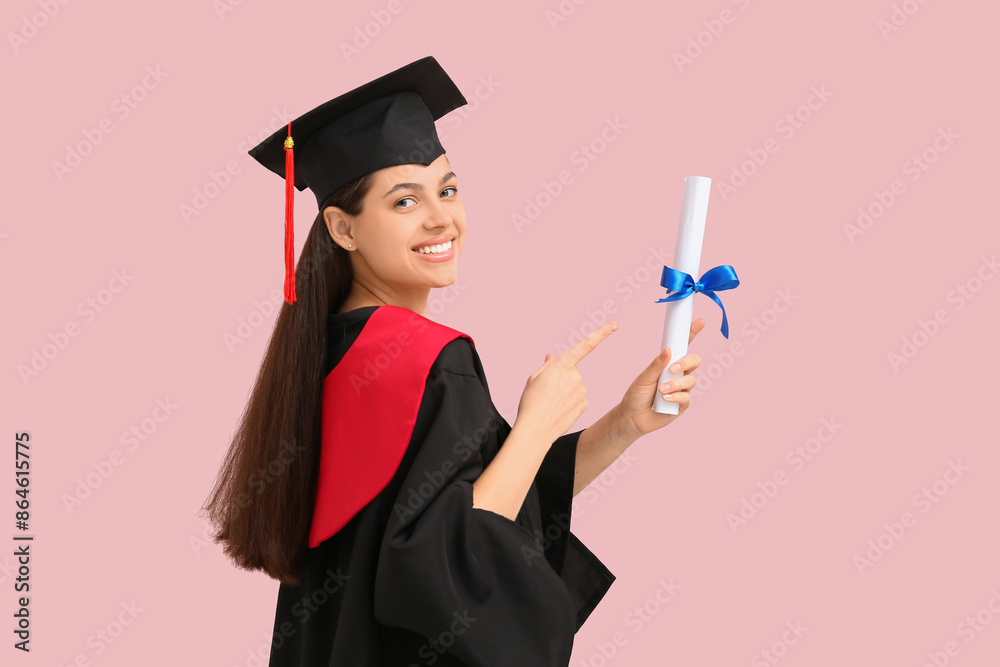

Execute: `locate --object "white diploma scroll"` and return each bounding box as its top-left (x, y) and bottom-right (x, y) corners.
top-left (652, 176), bottom-right (712, 415)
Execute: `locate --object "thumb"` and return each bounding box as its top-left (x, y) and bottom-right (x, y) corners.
top-left (637, 346), bottom-right (673, 384)
top-left (531, 353), bottom-right (554, 379)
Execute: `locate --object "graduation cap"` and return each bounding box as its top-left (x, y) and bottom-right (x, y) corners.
top-left (248, 56), bottom-right (468, 304)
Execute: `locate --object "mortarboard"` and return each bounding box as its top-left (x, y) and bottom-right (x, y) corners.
top-left (248, 56), bottom-right (468, 304)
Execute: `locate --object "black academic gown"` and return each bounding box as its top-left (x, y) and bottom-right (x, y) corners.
top-left (267, 305), bottom-right (615, 667)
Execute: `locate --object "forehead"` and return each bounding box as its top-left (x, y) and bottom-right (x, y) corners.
top-left (374, 154), bottom-right (452, 184)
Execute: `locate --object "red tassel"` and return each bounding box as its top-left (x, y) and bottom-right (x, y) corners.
top-left (283, 122), bottom-right (297, 304)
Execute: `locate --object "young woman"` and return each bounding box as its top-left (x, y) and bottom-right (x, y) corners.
top-left (203, 56), bottom-right (704, 667)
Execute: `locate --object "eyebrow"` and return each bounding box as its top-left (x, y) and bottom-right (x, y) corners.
top-left (383, 171), bottom-right (457, 199)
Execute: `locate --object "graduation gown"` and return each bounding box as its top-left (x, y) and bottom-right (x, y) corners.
top-left (267, 304), bottom-right (615, 667)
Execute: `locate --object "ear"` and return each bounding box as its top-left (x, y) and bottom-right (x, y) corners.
top-left (323, 206), bottom-right (355, 250)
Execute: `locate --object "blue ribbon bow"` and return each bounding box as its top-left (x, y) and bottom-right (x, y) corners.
top-left (654, 264), bottom-right (740, 338)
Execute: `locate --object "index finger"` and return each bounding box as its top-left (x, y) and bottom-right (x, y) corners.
top-left (557, 321), bottom-right (619, 367)
top-left (688, 318), bottom-right (706, 344)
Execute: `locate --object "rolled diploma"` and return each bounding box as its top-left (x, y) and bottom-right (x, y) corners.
top-left (652, 175), bottom-right (712, 415)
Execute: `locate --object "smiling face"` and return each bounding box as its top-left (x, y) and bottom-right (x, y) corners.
top-left (323, 153), bottom-right (465, 315)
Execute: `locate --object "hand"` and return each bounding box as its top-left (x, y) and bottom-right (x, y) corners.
top-left (616, 319), bottom-right (706, 438)
top-left (515, 321), bottom-right (619, 444)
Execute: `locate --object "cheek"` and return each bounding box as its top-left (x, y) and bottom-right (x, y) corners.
top-left (363, 218), bottom-right (406, 250)
top-left (453, 209), bottom-right (467, 237)
top-left (361, 224), bottom-right (412, 270)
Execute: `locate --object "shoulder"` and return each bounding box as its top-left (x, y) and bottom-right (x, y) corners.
top-left (347, 305), bottom-right (480, 381)
top-left (432, 336), bottom-right (483, 380)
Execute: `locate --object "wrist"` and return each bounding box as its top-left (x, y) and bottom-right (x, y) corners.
top-left (611, 403), bottom-right (641, 444)
top-left (510, 419), bottom-right (556, 450)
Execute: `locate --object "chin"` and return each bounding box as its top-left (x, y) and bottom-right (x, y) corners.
top-left (432, 269), bottom-right (458, 288)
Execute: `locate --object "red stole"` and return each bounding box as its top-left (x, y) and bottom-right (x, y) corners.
top-left (308, 305), bottom-right (474, 548)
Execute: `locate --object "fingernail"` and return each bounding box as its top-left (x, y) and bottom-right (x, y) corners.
top-left (611, 322), bottom-right (619, 331)
top-left (662, 393), bottom-right (676, 401)
top-left (670, 363), bottom-right (681, 373)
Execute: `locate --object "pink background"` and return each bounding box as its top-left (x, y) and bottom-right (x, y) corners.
top-left (3, 1), bottom-right (999, 665)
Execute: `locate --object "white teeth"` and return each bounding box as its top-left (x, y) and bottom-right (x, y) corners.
top-left (415, 239), bottom-right (453, 254)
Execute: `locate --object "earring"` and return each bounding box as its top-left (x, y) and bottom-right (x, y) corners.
top-left (348, 244), bottom-right (352, 248)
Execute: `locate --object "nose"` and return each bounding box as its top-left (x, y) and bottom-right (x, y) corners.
top-left (425, 195), bottom-right (455, 228)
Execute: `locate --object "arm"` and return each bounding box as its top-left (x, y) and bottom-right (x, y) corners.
top-left (472, 404), bottom-right (642, 512)
top-left (374, 342), bottom-right (583, 665)
top-left (471, 420), bottom-right (552, 521)
top-left (571, 317), bottom-right (708, 496)
top-left (572, 404), bottom-right (639, 496)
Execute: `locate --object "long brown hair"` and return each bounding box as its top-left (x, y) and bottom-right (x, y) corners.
top-left (202, 172), bottom-right (375, 584)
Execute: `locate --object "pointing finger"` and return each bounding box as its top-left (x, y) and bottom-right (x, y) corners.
top-left (558, 321), bottom-right (619, 367)
top-left (688, 318), bottom-right (706, 345)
